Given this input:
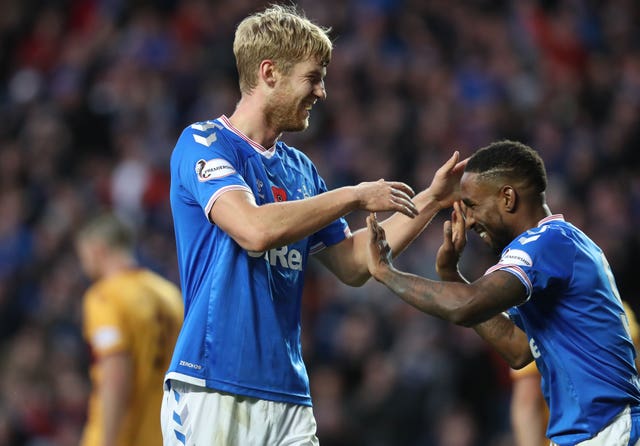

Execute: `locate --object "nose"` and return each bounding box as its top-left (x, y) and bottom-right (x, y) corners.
top-left (314, 80), bottom-right (326, 101)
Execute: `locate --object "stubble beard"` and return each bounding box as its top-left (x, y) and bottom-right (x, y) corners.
top-left (265, 88), bottom-right (309, 133)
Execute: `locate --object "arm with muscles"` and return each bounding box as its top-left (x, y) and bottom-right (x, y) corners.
top-left (510, 368), bottom-right (548, 446)
top-left (98, 352), bottom-right (133, 446)
top-left (366, 212), bottom-right (533, 369)
top-left (316, 152), bottom-right (467, 286)
top-left (210, 178), bottom-right (418, 254)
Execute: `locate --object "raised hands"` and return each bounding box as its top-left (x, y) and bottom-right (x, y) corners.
top-left (426, 151), bottom-right (468, 210)
top-left (354, 179), bottom-right (419, 218)
top-left (435, 201), bottom-right (467, 282)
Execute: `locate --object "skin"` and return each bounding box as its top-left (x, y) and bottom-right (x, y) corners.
top-left (511, 372), bottom-right (548, 446)
top-left (211, 56), bottom-right (469, 286)
top-left (76, 237), bottom-right (135, 446)
top-left (366, 171), bottom-right (553, 368)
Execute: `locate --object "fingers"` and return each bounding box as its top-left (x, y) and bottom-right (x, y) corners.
top-left (391, 195), bottom-right (419, 217)
top-left (388, 182), bottom-right (418, 217)
top-left (359, 180), bottom-right (419, 217)
top-left (446, 150), bottom-right (459, 169)
top-left (451, 202), bottom-right (467, 249)
top-left (442, 220), bottom-right (453, 248)
top-left (385, 181), bottom-right (416, 198)
top-left (380, 183), bottom-right (419, 217)
top-left (454, 156), bottom-right (469, 173)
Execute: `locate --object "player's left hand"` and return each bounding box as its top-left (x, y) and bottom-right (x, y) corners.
top-left (366, 213), bottom-right (393, 280)
top-left (426, 151), bottom-right (468, 209)
top-left (435, 201), bottom-right (467, 281)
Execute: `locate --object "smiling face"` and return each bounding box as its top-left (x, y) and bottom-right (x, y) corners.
top-left (264, 58), bottom-right (327, 133)
top-left (460, 172), bottom-right (515, 254)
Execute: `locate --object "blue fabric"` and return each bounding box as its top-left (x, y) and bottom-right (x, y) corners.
top-left (496, 216), bottom-right (640, 445)
top-left (166, 117), bottom-right (349, 406)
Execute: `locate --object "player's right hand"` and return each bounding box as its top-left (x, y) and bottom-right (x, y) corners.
top-left (435, 201), bottom-right (467, 281)
top-left (354, 179), bottom-right (418, 218)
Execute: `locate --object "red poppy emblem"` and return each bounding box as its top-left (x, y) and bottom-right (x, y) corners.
top-left (271, 186), bottom-right (287, 202)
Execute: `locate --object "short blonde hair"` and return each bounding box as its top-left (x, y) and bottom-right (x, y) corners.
top-left (233, 4), bottom-right (332, 94)
top-left (76, 212), bottom-right (134, 252)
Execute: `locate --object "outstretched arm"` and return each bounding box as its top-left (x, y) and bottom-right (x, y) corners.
top-left (210, 178), bottom-right (418, 253)
top-left (316, 151), bottom-right (468, 286)
top-left (366, 213), bottom-right (532, 368)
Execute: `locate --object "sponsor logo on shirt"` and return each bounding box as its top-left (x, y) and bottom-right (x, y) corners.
top-left (179, 360), bottom-right (203, 370)
top-left (248, 246), bottom-right (303, 271)
top-left (500, 248), bottom-right (533, 267)
top-left (195, 158), bottom-right (235, 182)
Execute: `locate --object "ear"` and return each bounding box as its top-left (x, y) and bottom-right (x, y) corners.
top-left (259, 60), bottom-right (278, 88)
top-left (502, 185), bottom-right (517, 213)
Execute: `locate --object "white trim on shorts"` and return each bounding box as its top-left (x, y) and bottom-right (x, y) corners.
top-left (551, 406), bottom-right (634, 446)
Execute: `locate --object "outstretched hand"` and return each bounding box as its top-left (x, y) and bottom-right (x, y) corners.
top-left (427, 151), bottom-right (468, 209)
top-left (355, 180), bottom-right (419, 218)
top-left (366, 213), bottom-right (394, 280)
top-left (435, 201), bottom-right (467, 281)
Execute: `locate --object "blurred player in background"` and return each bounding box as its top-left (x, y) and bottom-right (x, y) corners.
top-left (510, 301), bottom-right (640, 446)
top-left (75, 213), bottom-right (183, 446)
top-left (366, 140), bottom-right (640, 445)
top-left (161, 4), bottom-right (466, 445)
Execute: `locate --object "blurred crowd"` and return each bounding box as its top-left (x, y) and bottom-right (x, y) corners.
top-left (0, 0), bottom-right (639, 445)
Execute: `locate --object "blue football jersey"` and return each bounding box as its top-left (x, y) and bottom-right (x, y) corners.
top-left (166, 116), bottom-right (350, 406)
top-left (487, 215), bottom-right (640, 445)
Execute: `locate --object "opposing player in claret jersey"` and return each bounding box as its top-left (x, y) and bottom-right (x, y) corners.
top-left (75, 213), bottom-right (183, 446)
top-left (366, 140), bottom-right (640, 446)
top-left (162, 4), bottom-right (467, 446)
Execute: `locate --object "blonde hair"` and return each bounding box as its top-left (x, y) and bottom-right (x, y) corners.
top-left (233, 4), bottom-right (332, 94)
top-left (76, 213), bottom-right (134, 252)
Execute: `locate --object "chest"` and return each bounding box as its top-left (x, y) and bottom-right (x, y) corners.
top-left (243, 156), bottom-right (315, 205)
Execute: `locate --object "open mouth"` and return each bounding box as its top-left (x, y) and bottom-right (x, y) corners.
top-left (475, 226), bottom-right (489, 241)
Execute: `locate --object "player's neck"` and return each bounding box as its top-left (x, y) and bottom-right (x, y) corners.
top-left (228, 97), bottom-right (281, 148)
top-left (99, 254), bottom-right (137, 280)
top-left (516, 204), bottom-right (553, 236)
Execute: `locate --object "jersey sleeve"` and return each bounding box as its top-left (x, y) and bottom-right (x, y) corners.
top-left (485, 225), bottom-right (575, 301)
top-left (173, 122), bottom-right (253, 220)
top-left (306, 167), bottom-right (351, 254)
top-left (510, 360), bottom-right (540, 379)
top-left (83, 289), bottom-right (129, 358)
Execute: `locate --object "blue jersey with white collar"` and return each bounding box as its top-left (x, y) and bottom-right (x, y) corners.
top-left (167, 115), bottom-right (350, 406)
top-left (488, 215), bottom-right (640, 445)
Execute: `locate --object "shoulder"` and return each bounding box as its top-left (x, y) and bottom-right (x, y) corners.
top-left (512, 221), bottom-right (575, 253)
top-left (175, 120), bottom-right (229, 152)
top-left (141, 270), bottom-right (182, 298)
top-left (277, 141), bottom-right (315, 166)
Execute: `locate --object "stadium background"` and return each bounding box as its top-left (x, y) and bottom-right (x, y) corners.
top-left (0, 0), bottom-right (639, 444)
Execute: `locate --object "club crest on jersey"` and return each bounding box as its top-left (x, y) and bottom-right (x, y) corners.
top-left (195, 158), bottom-right (235, 182)
top-left (500, 248), bottom-right (533, 267)
top-left (271, 186), bottom-right (287, 202)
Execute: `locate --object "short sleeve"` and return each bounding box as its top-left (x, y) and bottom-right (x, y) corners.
top-left (83, 289), bottom-right (128, 357)
top-left (172, 122), bottom-right (253, 219)
top-left (306, 167), bottom-right (350, 254)
top-left (485, 225), bottom-right (575, 302)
